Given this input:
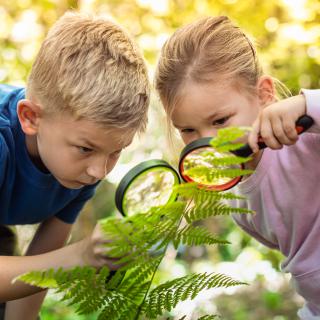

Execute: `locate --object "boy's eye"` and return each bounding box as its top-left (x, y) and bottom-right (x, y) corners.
top-left (181, 128), bottom-right (195, 133)
top-left (77, 146), bottom-right (93, 154)
top-left (111, 149), bottom-right (122, 157)
top-left (212, 117), bottom-right (229, 126)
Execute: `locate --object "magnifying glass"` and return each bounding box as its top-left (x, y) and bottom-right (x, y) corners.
top-left (179, 115), bottom-right (314, 191)
top-left (115, 159), bottom-right (180, 216)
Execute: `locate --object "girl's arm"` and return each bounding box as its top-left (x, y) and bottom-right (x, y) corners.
top-left (249, 89), bottom-right (320, 152)
top-left (4, 217), bottom-right (72, 320)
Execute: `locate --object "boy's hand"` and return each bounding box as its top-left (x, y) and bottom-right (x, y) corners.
top-left (248, 95), bottom-right (307, 153)
top-left (80, 223), bottom-right (119, 270)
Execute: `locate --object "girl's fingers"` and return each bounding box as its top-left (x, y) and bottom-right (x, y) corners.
top-left (281, 117), bottom-right (299, 143)
top-left (248, 118), bottom-right (261, 153)
top-left (260, 116), bottom-right (282, 149)
top-left (271, 117), bottom-right (294, 145)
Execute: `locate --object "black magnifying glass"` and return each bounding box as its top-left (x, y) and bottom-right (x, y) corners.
top-left (115, 159), bottom-right (180, 216)
top-left (179, 115), bottom-right (314, 191)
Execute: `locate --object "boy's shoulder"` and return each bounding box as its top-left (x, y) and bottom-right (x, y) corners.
top-left (0, 83), bottom-right (25, 135)
top-left (0, 84), bottom-right (25, 127)
top-left (0, 84), bottom-right (25, 164)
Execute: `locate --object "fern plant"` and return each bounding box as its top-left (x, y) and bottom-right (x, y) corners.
top-left (16, 127), bottom-right (254, 319)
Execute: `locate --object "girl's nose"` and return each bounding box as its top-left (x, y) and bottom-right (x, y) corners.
top-left (199, 128), bottom-right (216, 139)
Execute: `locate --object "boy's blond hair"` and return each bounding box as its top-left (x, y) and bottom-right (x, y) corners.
top-left (27, 11), bottom-right (150, 132)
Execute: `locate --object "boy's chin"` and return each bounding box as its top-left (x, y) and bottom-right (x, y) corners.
top-left (57, 178), bottom-right (86, 189)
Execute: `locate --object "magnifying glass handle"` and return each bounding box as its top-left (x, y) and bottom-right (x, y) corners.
top-left (233, 115), bottom-right (314, 158)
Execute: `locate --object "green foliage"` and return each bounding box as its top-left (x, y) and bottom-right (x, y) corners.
top-left (143, 273), bottom-right (246, 319)
top-left (16, 128), bottom-right (253, 319)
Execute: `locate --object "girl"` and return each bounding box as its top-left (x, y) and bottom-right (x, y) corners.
top-left (155, 16), bottom-right (320, 320)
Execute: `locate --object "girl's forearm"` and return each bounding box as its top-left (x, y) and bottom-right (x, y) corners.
top-left (0, 240), bottom-right (86, 302)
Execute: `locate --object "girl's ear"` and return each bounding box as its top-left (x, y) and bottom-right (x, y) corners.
top-left (17, 99), bottom-right (42, 135)
top-left (257, 75), bottom-right (276, 107)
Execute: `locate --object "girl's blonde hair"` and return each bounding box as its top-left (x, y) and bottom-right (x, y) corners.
top-left (27, 11), bottom-right (150, 132)
top-left (155, 16), bottom-right (262, 116)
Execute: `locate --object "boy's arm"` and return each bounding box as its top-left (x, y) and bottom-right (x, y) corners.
top-left (4, 217), bottom-right (72, 320)
top-left (0, 218), bottom-right (117, 303)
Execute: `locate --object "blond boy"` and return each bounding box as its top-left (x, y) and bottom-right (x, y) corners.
top-left (0, 11), bottom-right (149, 320)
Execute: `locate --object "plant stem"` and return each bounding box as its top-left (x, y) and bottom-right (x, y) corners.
top-left (133, 200), bottom-right (192, 320)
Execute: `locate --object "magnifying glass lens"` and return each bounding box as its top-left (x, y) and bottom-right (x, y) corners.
top-left (180, 146), bottom-right (242, 190)
top-left (122, 167), bottom-right (178, 216)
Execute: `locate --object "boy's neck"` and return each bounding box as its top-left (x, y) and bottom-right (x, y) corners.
top-left (25, 135), bottom-right (49, 173)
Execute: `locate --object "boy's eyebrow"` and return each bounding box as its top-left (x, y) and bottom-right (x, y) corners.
top-left (78, 138), bottom-right (100, 149)
top-left (78, 138), bottom-right (131, 151)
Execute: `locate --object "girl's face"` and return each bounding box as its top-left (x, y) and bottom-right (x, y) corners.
top-left (171, 80), bottom-right (263, 145)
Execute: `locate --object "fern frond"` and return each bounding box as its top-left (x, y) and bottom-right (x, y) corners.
top-left (97, 290), bottom-right (139, 320)
top-left (120, 256), bottom-right (162, 291)
top-left (210, 127), bottom-right (250, 149)
top-left (184, 166), bottom-right (252, 185)
top-left (143, 272), bottom-right (246, 318)
top-left (14, 268), bottom-right (59, 288)
top-left (173, 225), bottom-right (229, 248)
top-left (175, 183), bottom-right (248, 202)
top-left (185, 202), bottom-right (254, 223)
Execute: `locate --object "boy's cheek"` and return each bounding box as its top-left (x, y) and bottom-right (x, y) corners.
top-left (106, 157), bottom-right (120, 175)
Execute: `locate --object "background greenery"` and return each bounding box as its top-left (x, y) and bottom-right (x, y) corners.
top-left (1, 0), bottom-right (319, 319)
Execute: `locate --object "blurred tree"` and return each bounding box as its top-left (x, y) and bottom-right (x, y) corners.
top-left (1, 0), bottom-right (319, 318)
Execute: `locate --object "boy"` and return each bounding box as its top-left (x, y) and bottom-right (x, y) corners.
top-left (0, 11), bottom-right (150, 320)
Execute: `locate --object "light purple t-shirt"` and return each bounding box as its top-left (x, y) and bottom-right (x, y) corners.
top-left (231, 89), bottom-right (320, 319)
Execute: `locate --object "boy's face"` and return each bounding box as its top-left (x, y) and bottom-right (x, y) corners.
top-left (23, 109), bottom-right (135, 189)
top-left (170, 79), bottom-right (263, 146)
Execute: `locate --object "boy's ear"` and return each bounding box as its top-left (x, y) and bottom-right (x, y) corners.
top-left (17, 99), bottom-right (42, 135)
top-left (257, 75), bottom-right (276, 107)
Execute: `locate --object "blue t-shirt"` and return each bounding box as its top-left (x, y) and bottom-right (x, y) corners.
top-left (0, 84), bottom-right (99, 225)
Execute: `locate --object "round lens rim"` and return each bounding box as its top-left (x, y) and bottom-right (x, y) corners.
top-left (115, 159), bottom-right (181, 216)
top-left (178, 137), bottom-right (243, 191)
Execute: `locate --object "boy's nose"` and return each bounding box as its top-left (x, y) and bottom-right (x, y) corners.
top-left (87, 159), bottom-right (108, 180)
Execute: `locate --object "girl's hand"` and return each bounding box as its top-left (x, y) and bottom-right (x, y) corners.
top-left (248, 94), bottom-right (307, 152)
top-left (79, 223), bottom-right (119, 270)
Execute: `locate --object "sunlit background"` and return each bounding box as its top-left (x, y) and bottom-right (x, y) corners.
top-left (1, 0), bottom-right (319, 319)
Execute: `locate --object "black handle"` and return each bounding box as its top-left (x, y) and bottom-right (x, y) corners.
top-left (232, 115), bottom-right (314, 158)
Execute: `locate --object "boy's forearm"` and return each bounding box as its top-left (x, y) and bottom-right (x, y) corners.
top-left (0, 240), bottom-right (86, 302)
top-left (4, 291), bottom-right (47, 320)
top-left (3, 218), bottom-right (71, 319)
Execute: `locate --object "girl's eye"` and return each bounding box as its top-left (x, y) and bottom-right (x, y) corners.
top-left (181, 128), bottom-right (195, 133)
top-left (212, 117), bottom-right (229, 126)
top-left (78, 146), bottom-right (93, 154)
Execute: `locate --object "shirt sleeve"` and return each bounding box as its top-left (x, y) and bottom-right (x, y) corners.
top-left (54, 182), bottom-right (99, 224)
top-left (301, 89), bottom-right (320, 133)
top-left (0, 132), bottom-right (9, 189)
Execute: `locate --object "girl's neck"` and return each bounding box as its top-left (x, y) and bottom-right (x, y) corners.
top-left (243, 150), bottom-right (263, 177)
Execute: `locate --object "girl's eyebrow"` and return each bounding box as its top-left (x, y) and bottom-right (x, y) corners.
top-left (173, 111), bottom-right (222, 129)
